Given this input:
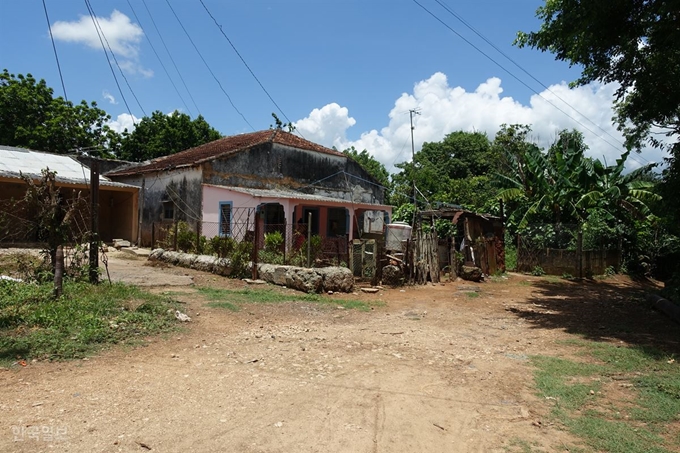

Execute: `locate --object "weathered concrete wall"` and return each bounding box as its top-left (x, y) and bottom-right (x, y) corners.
top-left (113, 167), bottom-right (202, 246)
top-left (202, 142), bottom-right (384, 204)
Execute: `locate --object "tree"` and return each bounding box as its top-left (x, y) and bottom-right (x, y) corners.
top-left (392, 130), bottom-right (499, 210)
top-left (516, 1), bottom-right (679, 153)
top-left (0, 69), bottom-right (119, 156)
top-left (118, 110), bottom-right (222, 161)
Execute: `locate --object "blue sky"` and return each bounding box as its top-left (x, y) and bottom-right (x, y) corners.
top-left (0, 0), bottom-right (663, 171)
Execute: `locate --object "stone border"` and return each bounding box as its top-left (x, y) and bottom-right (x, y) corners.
top-left (148, 249), bottom-right (354, 293)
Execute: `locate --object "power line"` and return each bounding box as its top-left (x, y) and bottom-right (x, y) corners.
top-left (432, 0), bottom-right (652, 166)
top-left (84, 0), bottom-right (145, 118)
top-left (198, 0), bottom-right (297, 130)
top-left (164, 0), bottom-right (254, 131)
top-left (82, 0), bottom-right (136, 123)
top-left (126, 0), bottom-right (194, 117)
top-left (42, 0), bottom-right (68, 101)
top-left (411, 0), bottom-right (651, 168)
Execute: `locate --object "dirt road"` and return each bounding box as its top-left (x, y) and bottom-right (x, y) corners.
top-left (1, 253), bottom-right (669, 452)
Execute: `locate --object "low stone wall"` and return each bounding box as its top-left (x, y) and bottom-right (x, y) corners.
top-left (148, 249), bottom-right (354, 293)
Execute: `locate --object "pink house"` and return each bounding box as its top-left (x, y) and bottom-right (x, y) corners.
top-left (106, 130), bottom-right (391, 250)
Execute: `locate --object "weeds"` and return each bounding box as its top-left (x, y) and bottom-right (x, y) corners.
top-left (197, 287), bottom-right (379, 311)
top-left (532, 340), bottom-right (680, 452)
top-left (0, 280), bottom-right (180, 363)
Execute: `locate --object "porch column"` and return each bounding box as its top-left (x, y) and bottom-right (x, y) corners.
top-left (283, 201), bottom-right (295, 251)
top-left (347, 206), bottom-right (355, 241)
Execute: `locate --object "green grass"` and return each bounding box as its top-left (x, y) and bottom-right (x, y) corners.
top-left (466, 292), bottom-right (480, 298)
top-left (0, 280), bottom-right (180, 363)
top-left (197, 287), bottom-right (379, 312)
top-left (532, 340), bottom-right (680, 452)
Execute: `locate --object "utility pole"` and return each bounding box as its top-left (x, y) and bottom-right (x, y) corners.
top-left (409, 108), bottom-right (421, 227)
top-left (89, 159), bottom-right (100, 284)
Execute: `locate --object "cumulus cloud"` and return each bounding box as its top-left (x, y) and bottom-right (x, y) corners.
top-left (295, 72), bottom-right (665, 172)
top-left (51, 10), bottom-right (152, 77)
top-left (102, 90), bottom-right (117, 105)
top-left (107, 113), bottom-right (139, 134)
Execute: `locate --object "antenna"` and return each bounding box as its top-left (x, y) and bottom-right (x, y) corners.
top-left (409, 108), bottom-right (421, 226)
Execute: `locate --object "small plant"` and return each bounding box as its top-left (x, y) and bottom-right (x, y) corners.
top-left (531, 265), bottom-right (545, 276)
top-left (208, 235), bottom-right (236, 258)
top-left (562, 272), bottom-right (573, 279)
top-left (604, 265), bottom-right (617, 277)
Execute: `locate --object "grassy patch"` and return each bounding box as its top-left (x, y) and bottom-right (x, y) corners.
top-left (0, 280), bottom-right (180, 364)
top-left (466, 292), bottom-right (480, 298)
top-left (532, 340), bottom-right (680, 452)
top-left (197, 287), bottom-right (379, 311)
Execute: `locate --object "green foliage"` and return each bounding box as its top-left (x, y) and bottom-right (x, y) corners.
top-left (0, 281), bottom-right (179, 362)
top-left (118, 110), bottom-right (222, 161)
top-left (392, 130), bottom-right (499, 210)
top-left (433, 218), bottom-right (456, 238)
top-left (0, 69), bottom-right (119, 156)
top-left (207, 235), bottom-right (237, 259)
top-left (531, 266), bottom-right (545, 276)
top-left (392, 203), bottom-right (415, 223)
top-left (162, 221), bottom-right (198, 253)
top-left (258, 231), bottom-right (285, 265)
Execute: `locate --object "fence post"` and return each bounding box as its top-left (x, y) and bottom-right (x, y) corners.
top-left (196, 220), bottom-right (201, 254)
top-left (173, 221), bottom-right (178, 251)
top-left (577, 228), bottom-right (583, 280)
top-left (252, 211), bottom-right (260, 279)
top-left (89, 160), bottom-right (99, 285)
top-left (151, 222), bottom-right (155, 250)
top-left (307, 211), bottom-right (312, 268)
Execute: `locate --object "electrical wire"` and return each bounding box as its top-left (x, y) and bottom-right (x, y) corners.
top-left (163, 0), bottom-right (254, 131)
top-left (42, 0), bottom-right (68, 101)
top-left (85, 0), bottom-right (147, 117)
top-left (126, 0), bottom-right (194, 117)
top-left (432, 0), bottom-right (652, 166)
top-left (136, 0), bottom-right (201, 117)
top-left (198, 0), bottom-right (298, 133)
top-left (82, 0), bottom-right (138, 121)
top-left (411, 0), bottom-right (651, 168)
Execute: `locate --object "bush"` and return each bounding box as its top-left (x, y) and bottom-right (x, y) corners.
top-left (531, 265), bottom-right (545, 276)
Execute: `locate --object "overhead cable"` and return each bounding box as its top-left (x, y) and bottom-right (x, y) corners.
top-left (42, 0), bottom-right (68, 101)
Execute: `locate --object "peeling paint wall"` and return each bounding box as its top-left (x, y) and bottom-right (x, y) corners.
top-left (202, 143), bottom-right (385, 204)
top-left (113, 167), bottom-right (202, 246)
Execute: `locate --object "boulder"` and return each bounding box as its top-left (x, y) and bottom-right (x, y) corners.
top-left (382, 265), bottom-right (404, 287)
top-left (163, 251), bottom-right (182, 265)
top-left (317, 267), bottom-right (354, 293)
top-left (285, 268), bottom-right (323, 293)
top-left (176, 252), bottom-right (195, 268)
top-left (460, 265), bottom-right (483, 282)
top-left (213, 257), bottom-right (232, 276)
top-left (149, 248), bottom-right (165, 261)
top-left (259, 264), bottom-right (294, 286)
top-left (192, 255), bottom-right (217, 273)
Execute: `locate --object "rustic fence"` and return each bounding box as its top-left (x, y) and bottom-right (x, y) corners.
top-left (515, 224), bottom-right (621, 277)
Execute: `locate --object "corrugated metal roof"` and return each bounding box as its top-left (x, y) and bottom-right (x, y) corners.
top-left (207, 185), bottom-right (391, 208)
top-left (0, 145), bottom-right (138, 189)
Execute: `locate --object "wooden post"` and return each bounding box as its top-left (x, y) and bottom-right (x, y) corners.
top-left (89, 160), bottom-right (99, 284)
top-left (307, 211), bottom-right (312, 268)
top-left (137, 177), bottom-right (144, 246)
top-left (577, 228), bottom-right (583, 280)
top-left (252, 211), bottom-right (260, 279)
top-left (196, 220), bottom-right (201, 254)
top-left (54, 245), bottom-right (64, 298)
top-left (151, 222), bottom-right (155, 250)
top-left (173, 220), bottom-right (178, 251)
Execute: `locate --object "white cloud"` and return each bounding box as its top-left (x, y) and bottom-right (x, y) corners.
top-left (102, 90), bottom-right (117, 105)
top-left (107, 113), bottom-right (139, 134)
top-left (296, 72), bottom-right (666, 173)
top-left (51, 10), bottom-right (152, 77)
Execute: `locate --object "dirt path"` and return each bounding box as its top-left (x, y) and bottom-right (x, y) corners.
top-left (1, 255), bottom-right (671, 452)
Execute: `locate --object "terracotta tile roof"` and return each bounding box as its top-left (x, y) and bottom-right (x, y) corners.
top-left (106, 130), bottom-right (345, 177)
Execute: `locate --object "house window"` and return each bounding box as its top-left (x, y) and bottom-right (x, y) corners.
top-left (219, 202), bottom-right (232, 236)
top-left (163, 201), bottom-right (175, 220)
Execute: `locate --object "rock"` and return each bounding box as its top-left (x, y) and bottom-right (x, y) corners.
top-left (192, 255), bottom-right (217, 273)
top-left (213, 257), bottom-right (232, 276)
top-left (286, 268), bottom-right (323, 293)
top-left (149, 248), bottom-right (165, 261)
top-left (258, 264), bottom-right (294, 286)
top-left (176, 252), bottom-right (196, 268)
top-left (163, 251), bottom-right (182, 265)
top-left (113, 239), bottom-right (131, 248)
top-left (316, 267), bottom-right (354, 293)
top-left (361, 287), bottom-right (380, 294)
top-left (382, 265), bottom-right (404, 286)
top-left (460, 266), bottom-right (483, 282)
top-left (174, 310), bottom-right (192, 322)
top-left (243, 278), bottom-right (266, 285)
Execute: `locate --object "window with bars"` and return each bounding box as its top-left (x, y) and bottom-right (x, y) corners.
top-left (219, 202), bottom-right (232, 236)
